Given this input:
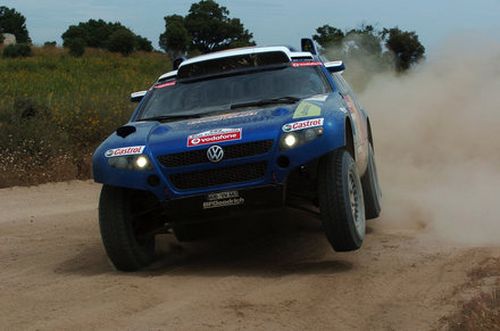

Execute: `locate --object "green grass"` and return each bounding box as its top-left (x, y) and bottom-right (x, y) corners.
top-left (0, 46), bottom-right (171, 187)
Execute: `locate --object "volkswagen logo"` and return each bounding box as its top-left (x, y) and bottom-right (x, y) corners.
top-left (207, 145), bottom-right (224, 163)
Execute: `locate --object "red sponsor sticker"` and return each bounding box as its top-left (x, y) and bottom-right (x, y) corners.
top-left (154, 81), bottom-right (176, 89)
top-left (282, 118), bottom-right (324, 132)
top-left (105, 145), bottom-right (145, 157)
top-left (187, 128), bottom-right (242, 147)
top-left (291, 61), bottom-right (322, 67)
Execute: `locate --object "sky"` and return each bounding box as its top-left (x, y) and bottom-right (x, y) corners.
top-left (3, 0), bottom-right (500, 53)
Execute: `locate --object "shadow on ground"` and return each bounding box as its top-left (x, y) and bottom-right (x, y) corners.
top-left (56, 209), bottom-right (357, 277)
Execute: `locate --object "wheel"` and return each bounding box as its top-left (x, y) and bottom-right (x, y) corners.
top-left (318, 149), bottom-right (366, 251)
top-left (98, 185), bottom-right (157, 271)
top-left (172, 222), bottom-right (209, 242)
top-left (361, 144), bottom-right (382, 219)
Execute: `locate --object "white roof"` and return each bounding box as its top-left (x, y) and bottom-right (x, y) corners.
top-left (179, 46), bottom-right (314, 68)
top-left (157, 70), bottom-right (177, 81)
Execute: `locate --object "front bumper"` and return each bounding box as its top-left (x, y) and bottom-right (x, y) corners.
top-left (93, 121), bottom-right (345, 201)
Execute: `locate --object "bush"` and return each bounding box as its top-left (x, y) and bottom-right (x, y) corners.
top-left (2, 43), bottom-right (32, 58)
top-left (43, 41), bottom-right (57, 47)
top-left (107, 29), bottom-right (135, 56)
top-left (65, 38), bottom-right (85, 57)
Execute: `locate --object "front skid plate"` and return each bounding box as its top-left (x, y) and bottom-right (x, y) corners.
top-left (164, 185), bottom-right (285, 222)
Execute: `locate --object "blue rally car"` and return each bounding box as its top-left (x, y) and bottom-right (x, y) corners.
top-left (93, 39), bottom-right (382, 271)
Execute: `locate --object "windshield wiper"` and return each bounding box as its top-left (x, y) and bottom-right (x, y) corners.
top-left (230, 96), bottom-right (301, 110)
top-left (139, 114), bottom-right (202, 122)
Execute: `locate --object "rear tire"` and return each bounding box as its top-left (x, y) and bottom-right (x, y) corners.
top-left (318, 149), bottom-right (365, 251)
top-left (361, 144), bottom-right (382, 219)
top-left (98, 185), bottom-right (156, 271)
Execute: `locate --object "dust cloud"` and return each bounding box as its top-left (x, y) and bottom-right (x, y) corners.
top-left (359, 36), bottom-right (500, 245)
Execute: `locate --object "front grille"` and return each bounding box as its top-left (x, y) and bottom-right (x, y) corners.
top-left (158, 140), bottom-right (273, 167)
top-left (169, 161), bottom-right (267, 190)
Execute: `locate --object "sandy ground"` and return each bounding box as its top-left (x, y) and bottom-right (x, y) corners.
top-left (0, 180), bottom-right (498, 330)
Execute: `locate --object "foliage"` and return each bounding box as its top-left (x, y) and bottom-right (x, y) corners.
top-left (0, 47), bottom-right (171, 187)
top-left (135, 35), bottom-right (153, 52)
top-left (313, 23), bottom-right (425, 90)
top-left (382, 27), bottom-right (425, 71)
top-left (61, 19), bottom-right (152, 55)
top-left (159, 14), bottom-right (191, 57)
top-left (313, 25), bottom-right (344, 49)
top-left (3, 43), bottom-right (32, 58)
top-left (0, 33), bottom-right (4, 44)
top-left (66, 38), bottom-right (85, 57)
top-left (43, 41), bottom-right (57, 47)
top-left (0, 6), bottom-right (30, 43)
top-left (159, 0), bottom-right (254, 55)
top-left (107, 28), bottom-right (135, 56)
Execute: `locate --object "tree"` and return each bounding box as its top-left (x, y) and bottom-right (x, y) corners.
top-left (313, 25), bottom-right (344, 49)
top-left (344, 25), bottom-right (382, 57)
top-left (135, 35), bottom-right (153, 52)
top-left (66, 38), bottom-right (85, 57)
top-left (107, 28), bottom-right (135, 56)
top-left (185, 0), bottom-right (254, 53)
top-left (62, 19), bottom-right (153, 55)
top-left (159, 0), bottom-right (255, 55)
top-left (0, 6), bottom-right (30, 43)
top-left (159, 15), bottom-right (190, 57)
top-left (382, 27), bottom-right (425, 71)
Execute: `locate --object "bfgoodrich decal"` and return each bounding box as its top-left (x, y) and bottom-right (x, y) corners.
top-left (282, 118), bottom-right (324, 132)
top-left (187, 128), bottom-right (242, 147)
top-left (105, 145), bottom-right (145, 157)
top-left (203, 190), bottom-right (245, 209)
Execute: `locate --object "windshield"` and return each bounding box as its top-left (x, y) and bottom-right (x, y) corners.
top-left (136, 66), bottom-right (331, 120)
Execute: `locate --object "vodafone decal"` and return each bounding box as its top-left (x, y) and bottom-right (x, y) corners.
top-left (105, 145), bottom-right (145, 158)
top-left (282, 118), bottom-right (324, 132)
top-left (187, 128), bottom-right (242, 147)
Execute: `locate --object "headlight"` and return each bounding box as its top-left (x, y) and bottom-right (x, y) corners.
top-left (283, 133), bottom-right (299, 148)
top-left (280, 127), bottom-right (324, 150)
top-left (135, 155), bottom-right (149, 169)
top-left (108, 154), bottom-right (152, 170)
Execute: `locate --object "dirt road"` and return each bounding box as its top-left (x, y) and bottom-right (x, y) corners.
top-left (0, 181), bottom-right (498, 330)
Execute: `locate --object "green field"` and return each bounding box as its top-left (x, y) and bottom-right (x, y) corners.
top-left (0, 47), bottom-right (171, 187)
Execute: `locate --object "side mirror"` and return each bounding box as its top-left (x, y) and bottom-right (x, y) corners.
top-left (324, 61), bottom-right (345, 74)
top-left (173, 57), bottom-right (187, 70)
top-left (301, 38), bottom-right (319, 55)
top-left (130, 90), bottom-right (147, 103)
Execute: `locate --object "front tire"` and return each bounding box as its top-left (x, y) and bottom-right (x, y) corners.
top-left (98, 185), bottom-right (157, 271)
top-left (361, 144), bottom-right (382, 219)
top-left (318, 149), bottom-right (366, 251)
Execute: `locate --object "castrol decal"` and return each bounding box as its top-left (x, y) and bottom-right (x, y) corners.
top-left (105, 145), bottom-right (145, 158)
top-left (282, 118), bottom-right (324, 132)
top-left (187, 128), bottom-right (242, 147)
